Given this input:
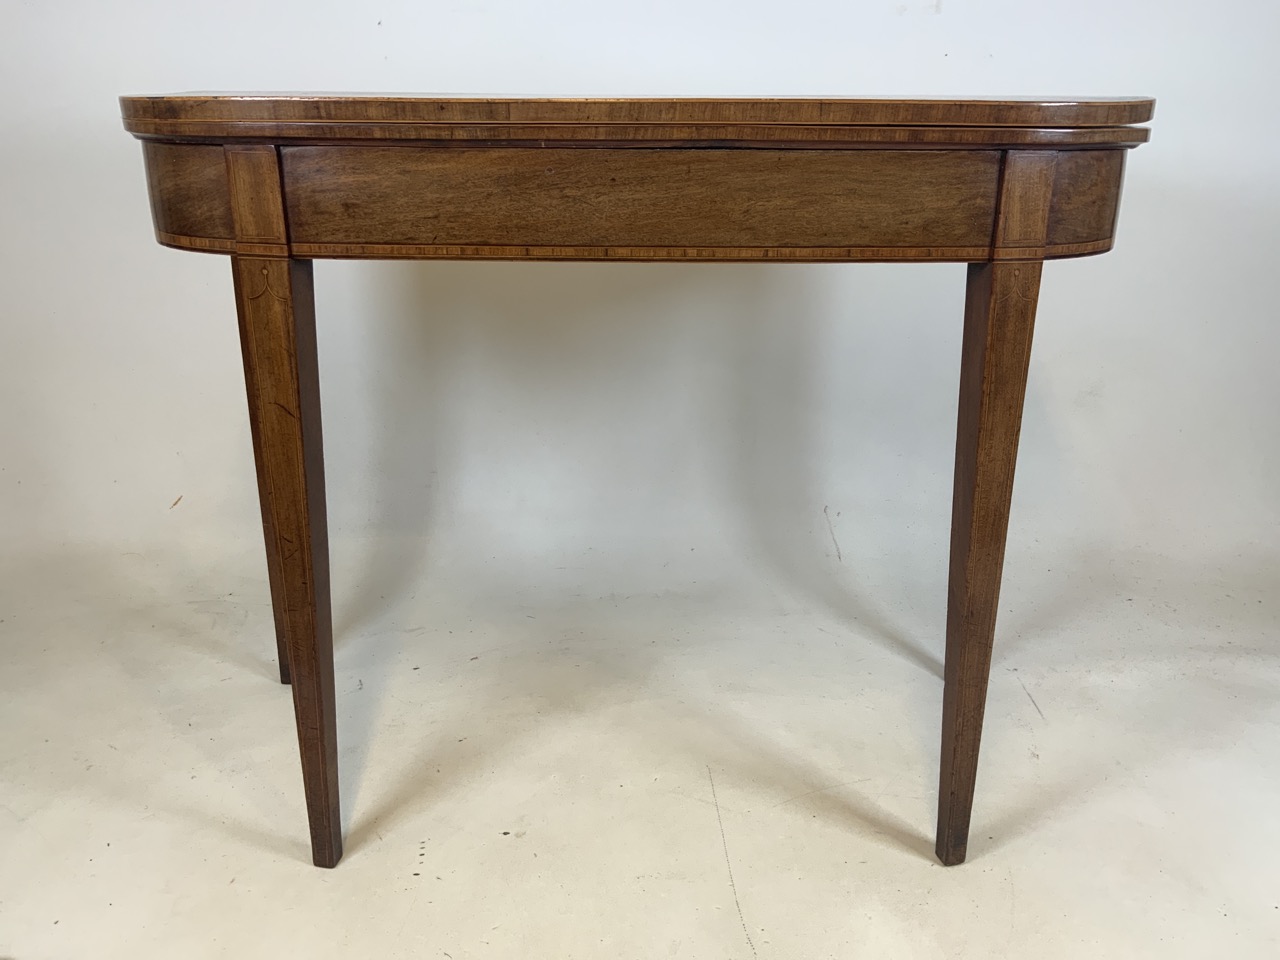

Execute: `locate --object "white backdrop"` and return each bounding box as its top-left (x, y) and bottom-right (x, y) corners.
top-left (4, 3), bottom-right (1280, 955)
top-left (1, 0), bottom-right (1276, 661)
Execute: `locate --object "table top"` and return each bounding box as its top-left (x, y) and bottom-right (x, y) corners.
top-left (121, 94), bottom-right (1155, 147)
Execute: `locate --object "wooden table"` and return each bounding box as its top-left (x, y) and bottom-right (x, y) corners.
top-left (121, 94), bottom-right (1153, 868)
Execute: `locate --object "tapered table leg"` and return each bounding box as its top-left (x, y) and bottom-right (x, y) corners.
top-left (233, 255), bottom-right (342, 867)
top-left (936, 261), bottom-right (1042, 866)
top-left (237, 308), bottom-right (293, 685)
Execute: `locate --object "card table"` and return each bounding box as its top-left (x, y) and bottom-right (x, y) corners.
top-left (121, 93), bottom-right (1153, 867)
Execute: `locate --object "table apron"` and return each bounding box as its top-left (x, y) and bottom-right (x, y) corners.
top-left (141, 141), bottom-right (1127, 262)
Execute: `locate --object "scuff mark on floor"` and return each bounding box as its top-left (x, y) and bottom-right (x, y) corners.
top-left (1018, 678), bottom-right (1046, 721)
top-left (707, 765), bottom-right (759, 959)
top-left (823, 505), bottom-right (843, 562)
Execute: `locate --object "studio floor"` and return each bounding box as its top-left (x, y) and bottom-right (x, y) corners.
top-left (2, 536), bottom-right (1277, 958)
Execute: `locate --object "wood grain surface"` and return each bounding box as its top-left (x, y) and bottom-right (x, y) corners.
top-left (937, 259), bottom-right (1042, 866)
top-left (135, 137), bottom-right (1130, 263)
top-left (226, 145), bottom-right (342, 867)
top-left (283, 146), bottom-right (1001, 254)
top-left (142, 141), bottom-right (233, 244)
top-left (121, 93), bottom-right (1155, 127)
top-left (121, 93), bottom-right (1152, 869)
top-left (1047, 150), bottom-right (1127, 247)
top-left (934, 144), bottom-right (1058, 864)
top-left (121, 95), bottom-right (1153, 147)
top-left (125, 122), bottom-right (1151, 148)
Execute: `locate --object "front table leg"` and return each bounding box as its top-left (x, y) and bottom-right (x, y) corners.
top-left (936, 261), bottom-right (1042, 865)
top-left (232, 256), bottom-right (342, 867)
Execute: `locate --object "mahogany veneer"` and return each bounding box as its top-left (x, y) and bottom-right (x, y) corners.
top-left (123, 93), bottom-right (1153, 868)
